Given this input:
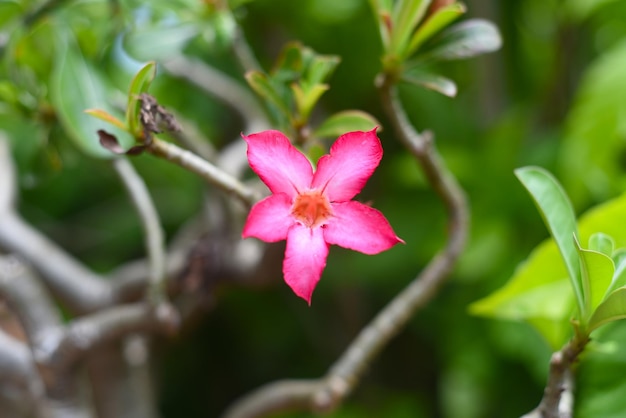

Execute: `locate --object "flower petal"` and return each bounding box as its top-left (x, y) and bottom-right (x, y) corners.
top-left (242, 193), bottom-right (294, 242)
top-left (323, 201), bottom-right (404, 254)
top-left (244, 130), bottom-right (313, 197)
top-left (283, 225), bottom-right (329, 304)
top-left (312, 128), bottom-right (382, 202)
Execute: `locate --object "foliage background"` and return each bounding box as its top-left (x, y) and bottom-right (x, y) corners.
top-left (3, 0), bottom-right (626, 417)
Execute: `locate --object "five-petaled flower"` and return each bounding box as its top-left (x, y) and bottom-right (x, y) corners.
top-left (242, 128), bottom-right (404, 304)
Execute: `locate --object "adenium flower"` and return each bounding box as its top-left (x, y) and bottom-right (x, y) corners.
top-left (242, 128), bottom-right (403, 304)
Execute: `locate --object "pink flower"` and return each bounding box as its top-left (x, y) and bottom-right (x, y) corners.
top-left (242, 128), bottom-right (404, 304)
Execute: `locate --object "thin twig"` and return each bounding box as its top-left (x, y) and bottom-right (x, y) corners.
top-left (113, 158), bottom-right (167, 304)
top-left (146, 137), bottom-right (261, 208)
top-left (222, 75), bottom-right (469, 418)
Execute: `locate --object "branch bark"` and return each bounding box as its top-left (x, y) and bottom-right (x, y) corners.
top-left (522, 335), bottom-right (588, 418)
top-left (113, 158), bottom-right (167, 304)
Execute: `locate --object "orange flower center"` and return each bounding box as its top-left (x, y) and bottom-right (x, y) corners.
top-left (291, 191), bottom-right (333, 228)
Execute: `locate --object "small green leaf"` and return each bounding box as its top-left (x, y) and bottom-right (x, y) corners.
top-left (125, 61), bottom-right (157, 136)
top-left (273, 42), bottom-right (304, 80)
top-left (291, 83), bottom-right (329, 122)
top-left (312, 110), bottom-right (380, 139)
top-left (589, 287), bottom-right (626, 332)
top-left (402, 70), bottom-right (457, 97)
top-left (515, 166), bottom-right (584, 314)
top-left (245, 70), bottom-right (291, 118)
top-left (419, 19), bottom-right (502, 62)
top-left (575, 236), bottom-right (615, 317)
top-left (389, 0), bottom-right (431, 56)
top-left (588, 232), bottom-right (615, 257)
top-left (51, 37), bottom-right (131, 158)
top-left (305, 55), bottom-right (341, 87)
top-left (405, 2), bottom-right (466, 58)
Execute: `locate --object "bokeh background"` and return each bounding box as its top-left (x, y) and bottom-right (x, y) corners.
top-left (3, 0), bottom-right (626, 417)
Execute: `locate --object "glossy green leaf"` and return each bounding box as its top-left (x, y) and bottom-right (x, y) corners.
top-left (405, 2), bottom-right (466, 58)
top-left (291, 83), bottom-right (329, 122)
top-left (515, 166), bottom-right (583, 312)
top-left (125, 61), bottom-right (157, 136)
top-left (419, 19), bottom-right (502, 62)
top-left (312, 110), bottom-right (380, 139)
top-left (607, 250), bottom-right (626, 295)
top-left (472, 191), bottom-right (626, 347)
top-left (305, 55), bottom-right (341, 87)
top-left (245, 70), bottom-right (291, 118)
top-left (588, 232), bottom-right (614, 257)
top-left (402, 70), bottom-right (457, 97)
top-left (589, 288), bottom-right (626, 332)
top-left (389, 0), bottom-right (431, 55)
top-left (575, 236), bottom-right (615, 316)
top-left (51, 38), bottom-right (131, 158)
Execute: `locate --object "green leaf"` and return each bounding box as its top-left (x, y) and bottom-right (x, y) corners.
top-left (305, 55), bottom-right (341, 87)
top-left (405, 2), bottom-right (466, 58)
top-left (245, 70), bottom-right (291, 118)
top-left (575, 236), bottom-right (615, 316)
top-left (312, 110), bottom-right (380, 139)
top-left (0, 0), bottom-right (22, 27)
top-left (419, 19), bottom-right (502, 62)
top-left (515, 166), bottom-right (584, 314)
top-left (389, 0), bottom-right (431, 56)
top-left (607, 250), bottom-right (626, 295)
top-left (589, 288), bottom-right (626, 332)
top-left (588, 232), bottom-right (614, 257)
top-left (369, 0), bottom-right (394, 48)
top-left (51, 36), bottom-right (132, 158)
top-left (291, 83), bottom-right (329, 122)
top-left (402, 70), bottom-right (457, 97)
top-left (125, 61), bottom-right (157, 136)
top-left (469, 233), bottom-right (575, 349)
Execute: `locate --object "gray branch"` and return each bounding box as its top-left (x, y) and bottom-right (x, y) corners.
top-left (113, 158), bottom-right (167, 304)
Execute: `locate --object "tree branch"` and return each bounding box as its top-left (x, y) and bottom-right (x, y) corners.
top-left (221, 75), bottom-right (469, 418)
top-left (146, 137), bottom-right (261, 208)
top-left (113, 158), bottom-right (167, 304)
top-left (0, 328), bottom-right (37, 391)
top-left (522, 335), bottom-right (588, 418)
top-left (0, 211), bottom-right (114, 313)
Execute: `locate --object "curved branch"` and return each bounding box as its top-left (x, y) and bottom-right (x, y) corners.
top-left (41, 302), bottom-right (180, 372)
top-left (113, 158), bottom-right (167, 304)
top-left (0, 329), bottom-right (37, 390)
top-left (0, 212), bottom-right (114, 313)
top-left (221, 75), bottom-right (469, 418)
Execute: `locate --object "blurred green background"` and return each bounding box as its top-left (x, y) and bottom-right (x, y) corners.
top-left (3, 0), bottom-right (626, 417)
